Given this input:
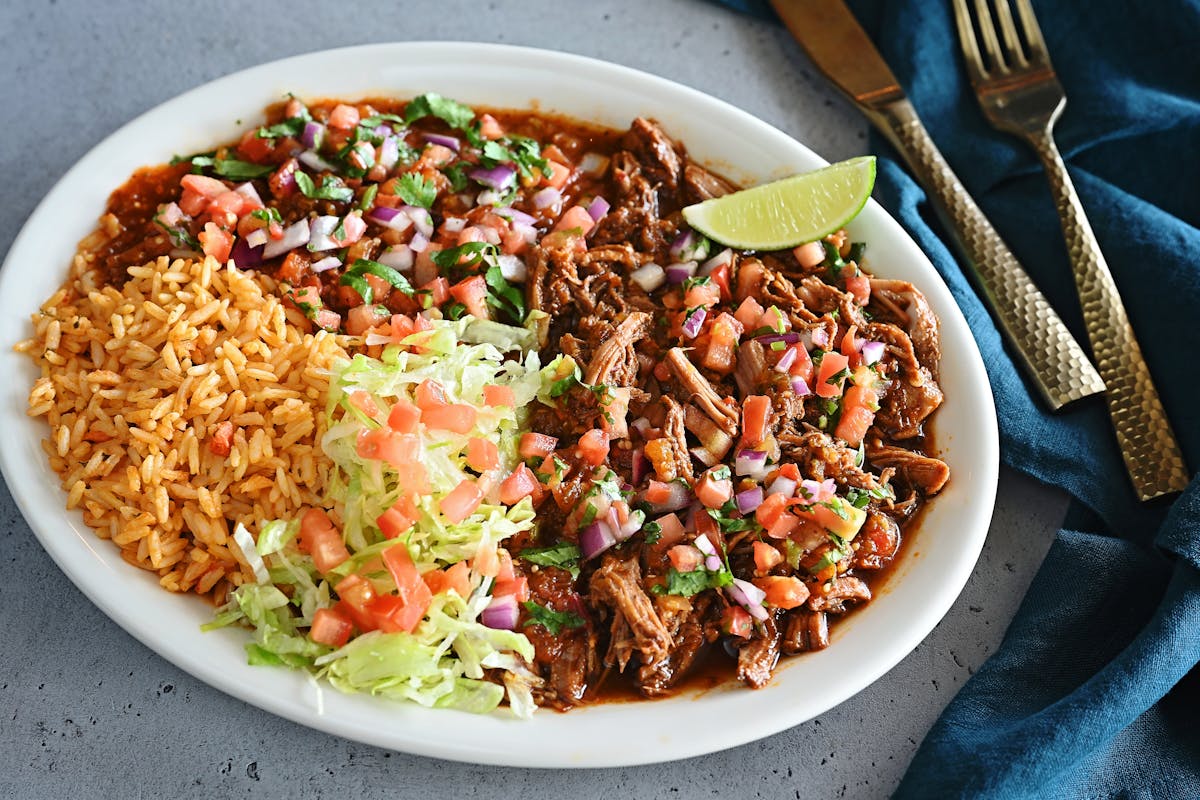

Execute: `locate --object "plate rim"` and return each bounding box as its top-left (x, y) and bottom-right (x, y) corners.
top-left (0, 40), bottom-right (999, 767)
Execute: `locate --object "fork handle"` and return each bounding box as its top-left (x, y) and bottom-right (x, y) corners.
top-left (866, 99), bottom-right (1105, 410)
top-left (1030, 132), bottom-right (1189, 500)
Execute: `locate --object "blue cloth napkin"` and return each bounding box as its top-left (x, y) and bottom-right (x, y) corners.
top-left (715, 0), bottom-right (1200, 796)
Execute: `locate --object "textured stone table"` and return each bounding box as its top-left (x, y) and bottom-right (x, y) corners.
top-left (0, 1), bottom-right (1069, 797)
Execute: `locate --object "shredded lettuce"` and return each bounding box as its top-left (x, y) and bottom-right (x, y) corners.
top-left (207, 316), bottom-right (547, 716)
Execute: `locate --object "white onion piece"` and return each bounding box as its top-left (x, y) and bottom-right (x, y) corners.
top-left (298, 150), bottom-right (337, 173)
top-left (699, 247), bottom-right (733, 276)
top-left (262, 219), bottom-right (310, 259)
top-left (630, 263), bottom-right (666, 292)
top-left (311, 256), bottom-right (342, 273)
top-left (377, 245), bottom-right (414, 272)
top-left (307, 216), bottom-right (340, 252)
top-left (579, 152), bottom-right (609, 175)
top-left (442, 217), bottom-right (468, 233)
top-left (234, 181), bottom-right (265, 209)
top-left (245, 228), bottom-right (269, 248)
top-left (767, 476), bottom-right (797, 497)
top-left (496, 254), bottom-right (527, 282)
top-left (409, 232), bottom-right (429, 253)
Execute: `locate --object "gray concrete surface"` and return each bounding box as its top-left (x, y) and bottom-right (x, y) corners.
top-left (0, 1), bottom-right (1070, 797)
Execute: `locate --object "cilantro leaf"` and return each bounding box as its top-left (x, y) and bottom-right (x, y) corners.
top-left (395, 172), bottom-right (438, 209)
top-left (295, 172), bottom-right (354, 203)
top-left (519, 543), bottom-right (582, 578)
top-left (643, 521), bottom-right (662, 544)
top-left (484, 264), bottom-right (526, 323)
top-left (340, 258), bottom-right (415, 301)
top-left (822, 240), bottom-right (848, 278)
top-left (653, 566), bottom-right (734, 597)
top-left (430, 241), bottom-right (495, 271)
top-left (360, 112), bottom-right (406, 128)
top-left (443, 163), bottom-right (470, 193)
top-left (256, 118), bottom-right (304, 140)
top-left (210, 158), bottom-right (274, 180)
top-left (404, 93), bottom-right (475, 129)
top-left (522, 601), bottom-right (585, 636)
top-left (358, 183), bottom-right (378, 213)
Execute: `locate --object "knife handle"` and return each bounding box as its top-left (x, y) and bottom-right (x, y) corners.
top-left (867, 98), bottom-right (1105, 410)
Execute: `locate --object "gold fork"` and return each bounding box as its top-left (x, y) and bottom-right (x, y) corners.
top-left (952, 0), bottom-right (1189, 501)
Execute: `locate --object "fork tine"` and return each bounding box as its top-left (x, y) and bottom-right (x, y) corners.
top-left (951, 0), bottom-right (990, 83)
top-left (1012, 0), bottom-right (1052, 65)
top-left (972, 0), bottom-right (1009, 74)
top-left (991, 0), bottom-right (1028, 68)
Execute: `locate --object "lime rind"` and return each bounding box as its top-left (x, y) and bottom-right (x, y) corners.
top-left (681, 156), bottom-right (876, 251)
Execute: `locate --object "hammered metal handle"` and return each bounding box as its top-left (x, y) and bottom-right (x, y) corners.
top-left (1030, 132), bottom-right (1190, 500)
top-left (868, 99), bottom-right (1105, 411)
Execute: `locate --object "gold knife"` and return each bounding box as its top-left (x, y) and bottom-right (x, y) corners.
top-left (770, 0), bottom-right (1105, 411)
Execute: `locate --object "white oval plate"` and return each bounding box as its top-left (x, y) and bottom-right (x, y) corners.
top-left (0, 42), bottom-right (998, 767)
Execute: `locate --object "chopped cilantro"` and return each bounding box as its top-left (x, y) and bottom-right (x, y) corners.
top-left (444, 301), bottom-right (468, 320)
top-left (484, 264), bottom-right (526, 323)
top-left (395, 172), bottom-right (438, 209)
top-left (211, 158), bottom-right (274, 180)
top-left (643, 521), bottom-right (662, 544)
top-left (295, 171), bottom-right (354, 202)
top-left (822, 240), bottom-right (848, 278)
top-left (519, 542), bottom-right (582, 579)
top-left (847, 242), bottom-right (866, 264)
top-left (442, 162), bottom-right (470, 193)
top-left (682, 275), bottom-right (712, 292)
top-left (404, 93), bottom-right (475, 130)
top-left (358, 183), bottom-right (378, 213)
top-left (340, 258), bottom-right (415, 302)
top-left (250, 207), bottom-right (282, 225)
top-left (522, 601), bottom-right (584, 636)
top-left (256, 118), bottom-right (304, 140)
top-left (430, 241), bottom-right (495, 271)
top-left (652, 566), bottom-right (734, 597)
top-left (360, 112), bottom-right (407, 128)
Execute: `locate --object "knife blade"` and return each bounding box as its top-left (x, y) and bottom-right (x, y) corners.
top-left (769, 0), bottom-right (1105, 410)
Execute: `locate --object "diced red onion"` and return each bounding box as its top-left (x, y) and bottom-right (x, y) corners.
top-left (756, 332), bottom-right (801, 345)
top-left (630, 263), bottom-right (666, 293)
top-left (791, 377), bottom-right (812, 397)
top-left (481, 593), bottom-right (519, 630)
top-left (670, 228), bottom-right (696, 262)
top-left (579, 152), bottom-right (608, 174)
top-left (370, 205), bottom-right (413, 232)
top-left (495, 207), bottom-right (537, 227)
top-left (533, 187), bottom-right (561, 211)
top-left (378, 136), bottom-right (401, 170)
top-left (481, 226), bottom-right (502, 246)
top-left (229, 237), bottom-right (263, 269)
top-left (631, 447), bottom-right (649, 484)
top-left (409, 232), bottom-right (429, 253)
top-left (774, 346), bottom-right (798, 373)
top-left (401, 206), bottom-right (434, 239)
top-left (665, 261), bottom-right (698, 284)
top-left (861, 340), bottom-right (886, 365)
top-left (586, 196), bottom-right (610, 221)
top-left (798, 478), bottom-right (835, 503)
top-left (234, 182), bottom-right (264, 209)
top-left (735, 486), bottom-right (764, 514)
top-left (469, 163), bottom-right (518, 191)
top-left (497, 254), bottom-right (527, 282)
top-left (422, 132), bottom-right (461, 151)
top-left (580, 521), bottom-right (617, 560)
top-left (262, 219), bottom-right (310, 259)
top-left (690, 446), bottom-right (719, 467)
top-left (514, 223), bottom-right (538, 245)
top-left (767, 475), bottom-right (797, 497)
top-left (681, 307), bottom-right (707, 339)
top-left (729, 578), bottom-right (769, 621)
top-left (377, 245), bottom-right (414, 272)
top-left (442, 217), bottom-right (467, 233)
top-left (810, 327), bottom-right (830, 348)
top-left (307, 215), bottom-right (340, 252)
top-left (298, 150), bottom-right (337, 173)
top-left (698, 248), bottom-right (733, 277)
top-left (311, 256), bottom-right (342, 273)
top-left (631, 417), bottom-right (654, 439)
top-left (300, 121), bottom-right (325, 150)
top-left (735, 448), bottom-right (766, 477)
top-left (475, 189), bottom-right (501, 206)
top-left (245, 228), bottom-right (269, 248)
top-left (704, 554), bottom-right (723, 571)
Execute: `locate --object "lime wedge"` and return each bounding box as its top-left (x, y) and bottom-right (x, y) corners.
top-left (682, 156), bottom-right (876, 251)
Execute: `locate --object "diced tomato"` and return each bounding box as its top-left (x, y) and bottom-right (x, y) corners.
top-left (277, 251), bottom-right (309, 284)
top-left (840, 326), bottom-right (860, 359)
top-left (777, 463), bottom-right (801, 482)
top-left (422, 403), bottom-right (478, 434)
top-left (478, 113), bottom-right (505, 140)
top-left (845, 273), bottom-right (871, 305)
top-left (684, 280), bottom-right (722, 310)
top-left (553, 205), bottom-right (594, 235)
top-left (755, 576), bottom-right (811, 610)
top-left (793, 241), bottom-right (826, 269)
top-left (414, 379), bottom-right (448, 411)
top-left (181, 174), bottom-right (228, 200)
top-left (734, 296), bottom-right (764, 329)
top-left (644, 480), bottom-right (673, 505)
top-left (742, 395), bottom-right (771, 447)
top-left (694, 510), bottom-right (720, 543)
top-left (356, 428), bottom-right (420, 467)
top-left (709, 262), bottom-right (732, 301)
top-left (815, 351), bottom-right (850, 398)
top-left (313, 309), bottom-right (341, 331)
top-left (496, 549), bottom-right (516, 582)
top-left (753, 541), bottom-right (784, 573)
top-left (483, 385), bottom-right (515, 407)
top-left (519, 432), bottom-right (558, 459)
top-left (206, 191), bottom-right (247, 226)
top-left (493, 575), bottom-right (530, 603)
top-left (387, 397), bottom-right (421, 433)
top-left (346, 304), bottom-right (387, 336)
top-left (702, 312), bottom-right (743, 374)
top-left (440, 479), bottom-right (483, 523)
top-left (755, 305), bottom-right (791, 333)
top-left (788, 344), bottom-right (815, 384)
top-left (834, 384), bottom-right (877, 448)
top-left (576, 429), bottom-right (610, 466)
top-left (473, 544), bottom-right (501, 578)
top-left (418, 276), bottom-right (451, 309)
top-left (498, 463), bottom-right (538, 505)
top-left (332, 213), bottom-right (366, 247)
top-left (755, 491), bottom-right (790, 528)
top-left (766, 511), bottom-right (800, 540)
top-left (298, 508), bottom-right (350, 574)
top-left (348, 390), bottom-right (379, 418)
top-left (269, 158), bottom-right (299, 198)
top-left (721, 605), bottom-right (754, 638)
top-left (466, 437), bottom-right (500, 471)
top-left (208, 420), bottom-right (234, 457)
top-left (449, 275), bottom-right (490, 320)
top-left (668, 544), bottom-right (702, 573)
top-left (393, 462), bottom-right (431, 495)
top-left (542, 160), bottom-right (572, 190)
top-left (656, 512), bottom-right (686, 546)
top-left (333, 575), bottom-right (377, 632)
top-left (367, 593), bottom-right (428, 634)
top-left (377, 493), bottom-right (419, 539)
top-left (309, 607), bottom-right (354, 647)
top-left (695, 468), bottom-right (734, 509)
top-left (416, 144), bottom-right (456, 169)
top-left (328, 103), bottom-right (360, 130)
top-left (198, 223), bottom-right (233, 263)
top-left (423, 560), bottom-right (473, 598)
